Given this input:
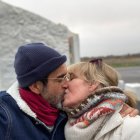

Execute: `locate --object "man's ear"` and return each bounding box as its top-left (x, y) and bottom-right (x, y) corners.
top-left (29, 81), bottom-right (43, 94)
top-left (89, 82), bottom-right (99, 92)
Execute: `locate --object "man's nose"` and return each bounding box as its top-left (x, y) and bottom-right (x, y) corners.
top-left (62, 80), bottom-right (68, 88)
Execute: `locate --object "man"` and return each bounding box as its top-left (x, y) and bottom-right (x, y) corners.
top-left (0, 43), bottom-right (68, 140)
top-left (0, 42), bottom-right (138, 140)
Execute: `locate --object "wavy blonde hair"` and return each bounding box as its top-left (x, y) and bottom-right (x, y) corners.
top-left (68, 61), bottom-right (137, 107)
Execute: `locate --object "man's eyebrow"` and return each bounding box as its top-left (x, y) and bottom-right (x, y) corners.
top-left (56, 73), bottom-right (66, 78)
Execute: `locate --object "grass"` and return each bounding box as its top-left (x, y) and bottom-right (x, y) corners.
top-left (104, 57), bottom-right (140, 67)
top-left (81, 54), bottom-right (140, 68)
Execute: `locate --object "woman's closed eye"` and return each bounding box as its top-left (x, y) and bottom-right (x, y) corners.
top-left (69, 73), bottom-right (78, 81)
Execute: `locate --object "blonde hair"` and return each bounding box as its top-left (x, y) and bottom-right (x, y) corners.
top-left (68, 61), bottom-right (137, 107)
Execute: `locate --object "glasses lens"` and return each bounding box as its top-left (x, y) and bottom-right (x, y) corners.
top-left (64, 73), bottom-right (71, 81)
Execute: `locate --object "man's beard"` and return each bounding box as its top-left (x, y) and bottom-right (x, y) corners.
top-left (56, 102), bottom-right (63, 110)
top-left (41, 88), bottom-right (64, 110)
top-left (48, 94), bottom-right (64, 110)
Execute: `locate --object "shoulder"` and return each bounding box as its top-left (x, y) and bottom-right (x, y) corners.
top-left (0, 90), bottom-right (18, 116)
top-left (0, 90), bottom-right (8, 97)
top-left (0, 91), bottom-right (11, 103)
top-left (123, 115), bottom-right (140, 128)
top-left (0, 91), bottom-right (14, 133)
top-left (0, 90), bottom-right (15, 103)
top-left (122, 115), bottom-right (140, 139)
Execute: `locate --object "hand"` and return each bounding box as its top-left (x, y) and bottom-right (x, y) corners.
top-left (120, 103), bottom-right (139, 117)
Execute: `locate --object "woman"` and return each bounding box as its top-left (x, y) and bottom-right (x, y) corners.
top-left (63, 59), bottom-right (140, 140)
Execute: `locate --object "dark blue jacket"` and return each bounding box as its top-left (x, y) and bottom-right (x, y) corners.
top-left (0, 84), bottom-right (67, 140)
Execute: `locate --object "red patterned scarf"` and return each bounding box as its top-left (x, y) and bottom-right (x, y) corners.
top-left (70, 98), bottom-right (124, 126)
top-left (64, 87), bottom-right (127, 126)
top-left (19, 88), bottom-right (59, 126)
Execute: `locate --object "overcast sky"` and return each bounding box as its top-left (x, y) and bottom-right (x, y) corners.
top-left (2, 0), bottom-right (140, 57)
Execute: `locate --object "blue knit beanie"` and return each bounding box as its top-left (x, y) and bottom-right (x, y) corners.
top-left (14, 43), bottom-right (67, 87)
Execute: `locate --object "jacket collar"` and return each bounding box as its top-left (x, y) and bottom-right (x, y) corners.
top-left (95, 107), bottom-right (123, 139)
top-left (6, 82), bottom-right (67, 132)
top-left (7, 81), bottom-right (37, 118)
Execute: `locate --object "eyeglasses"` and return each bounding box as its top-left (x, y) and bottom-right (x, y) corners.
top-left (47, 73), bottom-right (71, 83)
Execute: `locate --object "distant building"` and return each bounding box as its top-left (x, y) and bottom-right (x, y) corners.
top-left (0, 1), bottom-right (80, 89)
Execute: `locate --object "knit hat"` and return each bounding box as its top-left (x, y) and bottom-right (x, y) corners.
top-left (14, 42), bottom-right (67, 87)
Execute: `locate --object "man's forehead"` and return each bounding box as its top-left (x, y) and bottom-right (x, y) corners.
top-left (49, 64), bottom-right (67, 77)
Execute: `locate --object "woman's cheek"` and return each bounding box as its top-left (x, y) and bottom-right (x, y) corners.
top-left (63, 96), bottom-right (77, 108)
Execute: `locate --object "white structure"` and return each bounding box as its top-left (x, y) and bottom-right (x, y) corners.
top-left (119, 80), bottom-right (140, 101)
top-left (125, 83), bottom-right (140, 100)
top-left (118, 80), bottom-right (125, 90)
top-left (69, 34), bottom-right (80, 64)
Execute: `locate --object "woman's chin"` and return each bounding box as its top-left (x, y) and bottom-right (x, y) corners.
top-left (62, 100), bottom-right (68, 108)
top-left (62, 100), bottom-right (72, 108)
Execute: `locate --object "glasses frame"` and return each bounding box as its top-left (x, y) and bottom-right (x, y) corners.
top-left (47, 73), bottom-right (71, 82)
